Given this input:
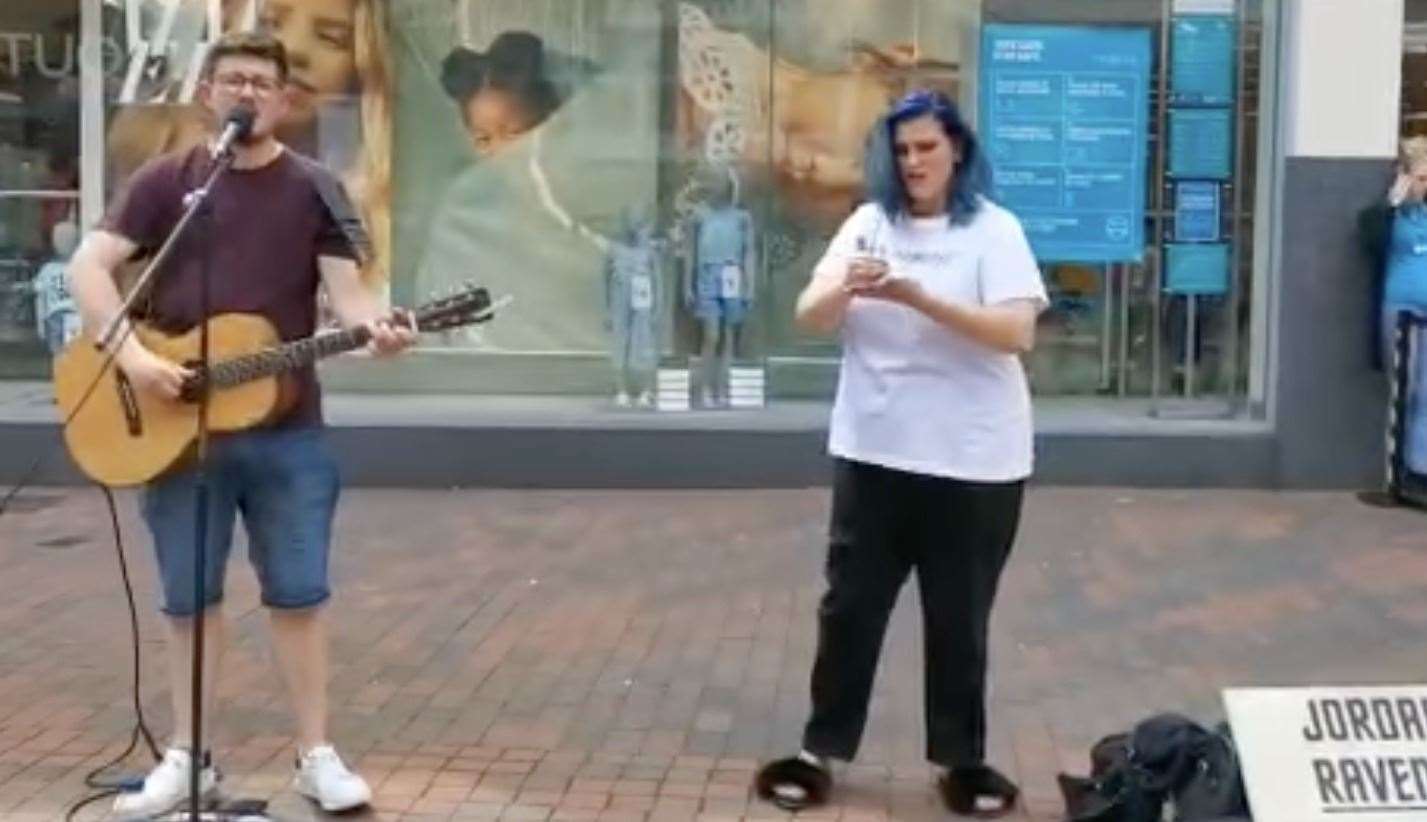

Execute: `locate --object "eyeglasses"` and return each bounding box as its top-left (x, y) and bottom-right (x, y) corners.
top-left (212, 72), bottom-right (282, 96)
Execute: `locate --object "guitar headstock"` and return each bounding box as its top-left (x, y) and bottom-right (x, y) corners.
top-left (412, 283), bottom-right (494, 333)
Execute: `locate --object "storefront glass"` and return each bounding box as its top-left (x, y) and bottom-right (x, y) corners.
top-left (8, 0), bottom-right (1277, 418)
top-left (0, 2), bottom-right (82, 373)
top-left (384, 0), bottom-right (1274, 411)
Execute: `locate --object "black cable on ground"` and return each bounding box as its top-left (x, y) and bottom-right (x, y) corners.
top-left (0, 325), bottom-right (163, 817)
top-left (63, 486), bottom-right (161, 821)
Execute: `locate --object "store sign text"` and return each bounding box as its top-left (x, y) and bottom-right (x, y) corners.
top-left (0, 32), bottom-right (127, 79)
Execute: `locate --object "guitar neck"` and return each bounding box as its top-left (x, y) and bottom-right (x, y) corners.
top-left (207, 326), bottom-right (371, 389)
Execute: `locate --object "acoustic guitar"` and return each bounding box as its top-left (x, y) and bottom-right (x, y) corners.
top-left (53, 285), bottom-right (491, 488)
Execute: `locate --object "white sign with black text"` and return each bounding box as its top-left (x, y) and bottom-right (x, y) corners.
top-left (1225, 686), bottom-right (1427, 820)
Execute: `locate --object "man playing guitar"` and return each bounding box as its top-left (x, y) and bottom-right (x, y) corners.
top-left (68, 30), bottom-right (414, 817)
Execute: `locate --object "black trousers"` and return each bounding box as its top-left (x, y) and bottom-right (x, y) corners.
top-left (802, 458), bottom-right (1024, 768)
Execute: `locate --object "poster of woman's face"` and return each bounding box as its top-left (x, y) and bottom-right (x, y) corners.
top-left (256, 0), bottom-right (359, 131)
top-left (106, 0), bottom-right (366, 184)
top-left (103, 0), bottom-right (393, 290)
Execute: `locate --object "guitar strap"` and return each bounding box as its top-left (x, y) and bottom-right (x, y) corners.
top-left (288, 152), bottom-right (374, 267)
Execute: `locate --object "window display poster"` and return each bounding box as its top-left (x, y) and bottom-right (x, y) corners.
top-left (397, 0), bottom-right (664, 353)
top-left (1174, 181), bottom-right (1221, 243)
top-left (1169, 107), bottom-right (1234, 180)
top-left (980, 24), bottom-right (1153, 263)
top-left (106, 0), bottom-right (393, 291)
top-left (1171, 15), bottom-right (1236, 106)
top-left (396, 0), bottom-right (974, 355)
top-left (1165, 242), bottom-right (1230, 296)
top-left (676, 0), bottom-right (972, 355)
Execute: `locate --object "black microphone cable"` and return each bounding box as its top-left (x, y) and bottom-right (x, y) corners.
top-left (64, 485), bottom-right (162, 821)
top-left (0, 319), bottom-right (168, 818)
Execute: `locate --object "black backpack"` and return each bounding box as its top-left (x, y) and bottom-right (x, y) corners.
top-left (1058, 713), bottom-right (1251, 822)
top-left (1172, 723), bottom-right (1249, 822)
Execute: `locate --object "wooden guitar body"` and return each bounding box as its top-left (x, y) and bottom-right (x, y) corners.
top-left (53, 314), bottom-right (290, 488)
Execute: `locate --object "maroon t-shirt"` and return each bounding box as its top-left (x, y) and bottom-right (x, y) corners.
top-left (102, 144), bottom-right (359, 426)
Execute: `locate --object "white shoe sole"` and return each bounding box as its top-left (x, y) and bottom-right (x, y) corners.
top-left (113, 785), bottom-right (219, 821)
top-left (294, 778), bottom-right (371, 812)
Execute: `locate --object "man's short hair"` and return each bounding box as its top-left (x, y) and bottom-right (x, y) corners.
top-left (201, 31), bottom-right (289, 83)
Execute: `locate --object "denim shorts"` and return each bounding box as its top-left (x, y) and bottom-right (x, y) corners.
top-left (694, 263), bottom-right (750, 324)
top-left (141, 427), bottom-right (340, 616)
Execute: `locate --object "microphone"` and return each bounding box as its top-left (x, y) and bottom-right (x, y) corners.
top-left (212, 103), bottom-right (256, 158)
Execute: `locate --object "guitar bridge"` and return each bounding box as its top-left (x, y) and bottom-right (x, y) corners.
top-left (115, 371), bottom-right (142, 437)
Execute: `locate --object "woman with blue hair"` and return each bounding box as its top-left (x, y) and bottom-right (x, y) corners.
top-left (754, 90), bottom-right (1046, 817)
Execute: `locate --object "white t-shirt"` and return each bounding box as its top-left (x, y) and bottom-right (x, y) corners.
top-left (818, 200), bottom-right (1048, 482)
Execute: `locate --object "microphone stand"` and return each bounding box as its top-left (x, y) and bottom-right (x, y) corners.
top-left (185, 143), bottom-right (217, 822)
top-left (171, 144), bottom-right (276, 822)
top-left (97, 139), bottom-right (271, 820)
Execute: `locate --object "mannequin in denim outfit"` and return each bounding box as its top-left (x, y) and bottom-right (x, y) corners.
top-left (33, 221), bottom-right (81, 354)
top-left (682, 170), bottom-right (756, 407)
top-left (605, 210), bottom-right (663, 407)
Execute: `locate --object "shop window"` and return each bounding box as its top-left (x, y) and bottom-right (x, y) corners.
top-left (0, 1), bottom-right (81, 371)
top-left (50, 0), bottom-right (1275, 412)
top-left (984, 0), bottom-right (1268, 409)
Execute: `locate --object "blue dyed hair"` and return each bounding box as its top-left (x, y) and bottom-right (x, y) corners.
top-left (863, 89), bottom-right (992, 226)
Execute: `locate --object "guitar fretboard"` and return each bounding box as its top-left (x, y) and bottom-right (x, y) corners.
top-left (207, 326), bottom-right (372, 389)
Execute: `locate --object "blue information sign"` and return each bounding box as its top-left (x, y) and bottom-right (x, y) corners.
top-left (980, 24), bottom-right (1153, 263)
top-left (1170, 16), bottom-right (1236, 106)
top-left (1169, 108), bottom-right (1233, 180)
top-left (1165, 242), bottom-right (1230, 296)
top-left (1174, 181), bottom-right (1221, 242)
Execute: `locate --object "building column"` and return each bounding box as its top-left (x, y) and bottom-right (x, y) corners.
top-left (1273, 0), bottom-right (1404, 487)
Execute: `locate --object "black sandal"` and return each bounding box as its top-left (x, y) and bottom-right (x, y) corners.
top-left (754, 756), bottom-right (833, 811)
top-left (938, 764), bottom-right (1020, 818)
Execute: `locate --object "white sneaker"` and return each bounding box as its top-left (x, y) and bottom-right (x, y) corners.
top-left (112, 747), bottom-right (219, 820)
top-left (294, 744), bottom-right (371, 812)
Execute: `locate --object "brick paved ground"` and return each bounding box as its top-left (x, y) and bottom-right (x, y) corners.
top-left (0, 486), bottom-right (1424, 820)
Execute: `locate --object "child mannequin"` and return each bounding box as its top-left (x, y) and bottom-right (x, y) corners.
top-left (682, 168), bottom-right (756, 407)
top-left (34, 221), bottom-right (81, 354)
top-left (605, 210), bottom-right (663, 407)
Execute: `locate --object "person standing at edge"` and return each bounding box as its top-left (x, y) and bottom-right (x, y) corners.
top-left (754, 89), bottom-right (1047, 818)
top-left (68, 30), bottom-right (415, 817)
top-left (1359, 136), bottom-right (1427, 506)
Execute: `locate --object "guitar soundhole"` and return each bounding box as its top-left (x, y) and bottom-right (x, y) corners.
top-left (114, 372), bottom-right (142, 437)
